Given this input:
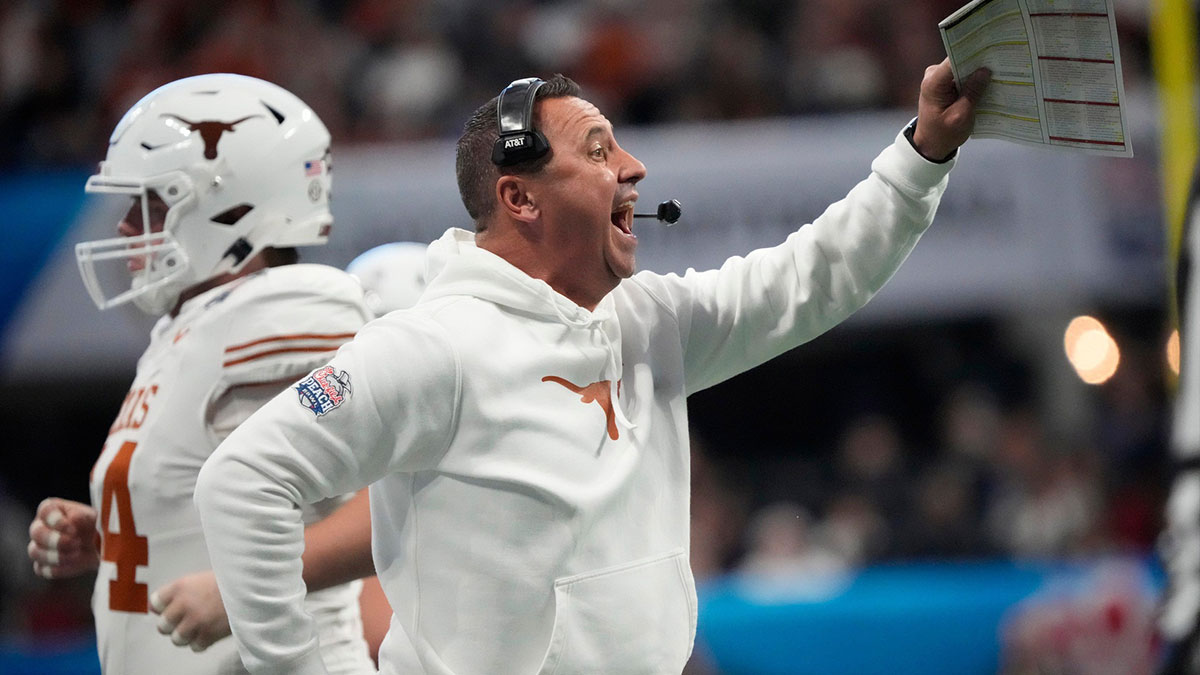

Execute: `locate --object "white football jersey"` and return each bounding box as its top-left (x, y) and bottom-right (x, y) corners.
top-left (88, 264), bottom-right (374, 675)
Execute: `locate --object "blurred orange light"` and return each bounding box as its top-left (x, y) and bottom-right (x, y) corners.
top-left (1167, 329), bottom-right (1181, 376)
top-left (1064, 316), bottom-right (1120, 385)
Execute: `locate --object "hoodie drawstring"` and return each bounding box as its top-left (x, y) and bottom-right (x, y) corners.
top-left (549, 299), bottom-right (636, 435)
top-left (598, 327), bottom-right (636, 433)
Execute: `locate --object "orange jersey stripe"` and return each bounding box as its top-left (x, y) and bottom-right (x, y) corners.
top-left (223, 345), bottom-right (345, 368)
top-left (225, 332), bottom-right (357, 354)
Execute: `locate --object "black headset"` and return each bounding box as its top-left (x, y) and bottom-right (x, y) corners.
top-left (491, 77), bottom-right (550, 167)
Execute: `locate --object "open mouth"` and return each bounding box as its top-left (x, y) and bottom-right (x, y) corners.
top-left (611, 202), bottom-right (635, 236)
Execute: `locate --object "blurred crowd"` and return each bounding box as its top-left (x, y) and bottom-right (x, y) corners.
top-left (688, 313), bottom-right (1169, 584)
top-left (0, 0), bottom-right (1154, 170)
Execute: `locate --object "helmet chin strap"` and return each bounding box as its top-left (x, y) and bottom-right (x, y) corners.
top-left (223, 237), bottom-right (253, 268)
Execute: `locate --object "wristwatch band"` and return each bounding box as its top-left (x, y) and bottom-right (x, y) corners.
top-left (903, 117), bottom-right (956, 164)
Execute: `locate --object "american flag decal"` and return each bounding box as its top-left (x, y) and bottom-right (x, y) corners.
top-left (305, 159), bottom-right (324, 176)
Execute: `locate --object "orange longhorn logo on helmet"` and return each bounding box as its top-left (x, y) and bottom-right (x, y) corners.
top-left (160, 114), bottom-right (261, 160)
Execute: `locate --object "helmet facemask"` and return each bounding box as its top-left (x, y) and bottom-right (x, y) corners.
top-left (76, 171), bottom-right (200, 316)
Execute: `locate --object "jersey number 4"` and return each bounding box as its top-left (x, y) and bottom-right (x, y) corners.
top-left (100, 440), bottom-right (149, 612)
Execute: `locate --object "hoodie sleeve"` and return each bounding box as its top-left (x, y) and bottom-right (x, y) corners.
top-left (646, 129), bottom-right (954, 396)
top-left (194, 315), bottom-right (460, 675)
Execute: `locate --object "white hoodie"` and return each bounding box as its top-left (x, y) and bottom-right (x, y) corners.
top-left (195, 130), bottom-right (954, 675)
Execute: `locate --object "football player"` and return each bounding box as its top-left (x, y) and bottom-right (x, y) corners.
top-left (26, 74), bottom-right (376, 674)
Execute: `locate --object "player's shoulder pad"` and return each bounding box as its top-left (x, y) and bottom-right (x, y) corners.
top-left (217, 264), bottom-right (371, 375)
top-left (220, 265), bottom-right (368, 318)
top-left (232, 264), bottom-right (367, 308)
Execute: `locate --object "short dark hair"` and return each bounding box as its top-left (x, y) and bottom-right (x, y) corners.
top-left (455, 74), bottom-right (582, 228)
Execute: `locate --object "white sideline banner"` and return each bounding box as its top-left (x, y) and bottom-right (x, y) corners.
top-left (1, 109), bottom-right (1160, 379)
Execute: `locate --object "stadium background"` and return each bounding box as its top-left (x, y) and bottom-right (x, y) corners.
top-left (0, 0), bottom-right (1179, 673)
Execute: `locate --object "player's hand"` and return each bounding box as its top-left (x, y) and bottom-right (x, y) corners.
top-left (27, 497), bottom-right (100, 579)
top-left (149, 571), bottom-right (231, 652)
top-left (913, 59), bottom-right (991, 161)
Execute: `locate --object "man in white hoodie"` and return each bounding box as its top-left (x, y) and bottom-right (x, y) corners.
top-left (195, 61), bottom-right (990, 675)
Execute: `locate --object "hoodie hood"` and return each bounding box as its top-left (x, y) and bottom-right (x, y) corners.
top-left (423, 227), bottom-right (634, 432)
top-left (423, 228), bottom-right (615, 327)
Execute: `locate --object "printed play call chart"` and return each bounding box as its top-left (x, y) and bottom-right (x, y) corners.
top-left (940, 0), bottom-right (1132, 156)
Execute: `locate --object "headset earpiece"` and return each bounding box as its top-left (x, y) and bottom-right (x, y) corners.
top-left (492, 77), bottom-right (550, 166)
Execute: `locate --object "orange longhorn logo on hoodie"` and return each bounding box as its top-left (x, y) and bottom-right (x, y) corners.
top-left (542, 376), bottom-right (621, 441)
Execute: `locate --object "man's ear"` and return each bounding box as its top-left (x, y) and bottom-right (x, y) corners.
top-left (497, 175), bottom-right (539, 223)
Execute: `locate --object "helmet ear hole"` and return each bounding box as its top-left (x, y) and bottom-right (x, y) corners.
top-left (224, 238), bottom-right (253, 266)
top-left (210, 204), bottom-right (255, 226)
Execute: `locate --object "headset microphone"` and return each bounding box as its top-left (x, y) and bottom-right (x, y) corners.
top-left (633, 199), bottom-right (682, 225)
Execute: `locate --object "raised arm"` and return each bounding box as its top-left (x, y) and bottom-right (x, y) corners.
top-left (912, 59), bottom-right (991, 162)
top-left (664, 60), bottom-right (989, 394)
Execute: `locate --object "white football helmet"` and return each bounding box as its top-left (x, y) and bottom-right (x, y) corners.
top-left (76, 73), bottom-right (334, 315)
top-left (346, 242), bottom-right (429, 316)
